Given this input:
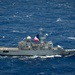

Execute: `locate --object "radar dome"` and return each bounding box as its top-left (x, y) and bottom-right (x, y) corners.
top-left (27, 36), bottom-right (31, 39)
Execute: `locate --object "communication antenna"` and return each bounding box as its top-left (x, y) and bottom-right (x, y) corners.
top-left (39, 28), bottom-right (43, 42)
top-left (39, 28), bottom-right (43, 35)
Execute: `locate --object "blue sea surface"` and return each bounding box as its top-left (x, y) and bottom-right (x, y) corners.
top-left (0, 0), bottom-right (75, 75)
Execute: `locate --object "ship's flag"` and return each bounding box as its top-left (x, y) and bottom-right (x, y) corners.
top-left (33, 34), bottom-right (40, 42)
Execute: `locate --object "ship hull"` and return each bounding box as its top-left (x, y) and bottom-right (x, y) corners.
top-left (0, 48), bottom-right (64, 56)
top-left (0, 47), bottom-right (75, 56)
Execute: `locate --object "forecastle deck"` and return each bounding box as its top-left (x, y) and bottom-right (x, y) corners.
top-left (0, 47), bottom-right (18, 50)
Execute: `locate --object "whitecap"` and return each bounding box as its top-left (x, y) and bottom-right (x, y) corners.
top-left (68, 37), bottom-right (75, 40)
top-left (12, 30), bottom-right (19, 33)
top-left (56, 18), bottom-right (62, 22)
top-left (26, 14), bottom-right (33, 18)
top-left (2, 36), bottom-right (5, 38)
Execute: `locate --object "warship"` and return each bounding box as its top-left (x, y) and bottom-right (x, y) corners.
top-left (0, 28), bottom-right (75, 57)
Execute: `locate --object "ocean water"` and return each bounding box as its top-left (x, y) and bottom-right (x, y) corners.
top-left (0, 0), bottom-right (75, 75)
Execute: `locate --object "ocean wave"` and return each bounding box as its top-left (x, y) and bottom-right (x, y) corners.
top-left (68, 37), bottom-right (75, 40)
top-left (27, 55), bottom-right (39, 59)
top-left (56, 18), bottom-right (62, 22)
top-left (12, 30), bottom-right (26, 33)
top-left (26, 14), bottom-right (33, 18)
top-left (0, 56), bottom-right (8, 59)
top-left (19, 55), bottom-right (62, 59)
top-left (0, 36), bottom-right (6, 39)
top-left (2, 36), bottom-right (5, 39)
top-left (37, 72), bottom-right (45, 75)
top-left (12, 30), bottom-right (20, 33)
top-left (0, 55), bottom-right (62, 60)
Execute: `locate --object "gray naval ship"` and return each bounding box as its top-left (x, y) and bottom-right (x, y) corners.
top-left (0, 28), bottom-right (75, 57)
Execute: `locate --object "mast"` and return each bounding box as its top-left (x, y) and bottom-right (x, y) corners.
top-left (39, 28), bottom-right (48, 43)
top-left (39, 28), bottom-right (43, 42)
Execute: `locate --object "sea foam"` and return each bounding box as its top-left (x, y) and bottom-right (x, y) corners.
top-left (68, 37), bottom-right (75, 40)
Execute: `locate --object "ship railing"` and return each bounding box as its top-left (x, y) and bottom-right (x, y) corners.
top-left (65, 49), bottom-right (75, 51)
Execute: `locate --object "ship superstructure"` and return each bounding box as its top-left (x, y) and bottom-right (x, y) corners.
top-left (18, 28), bottom-right (63, 51)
